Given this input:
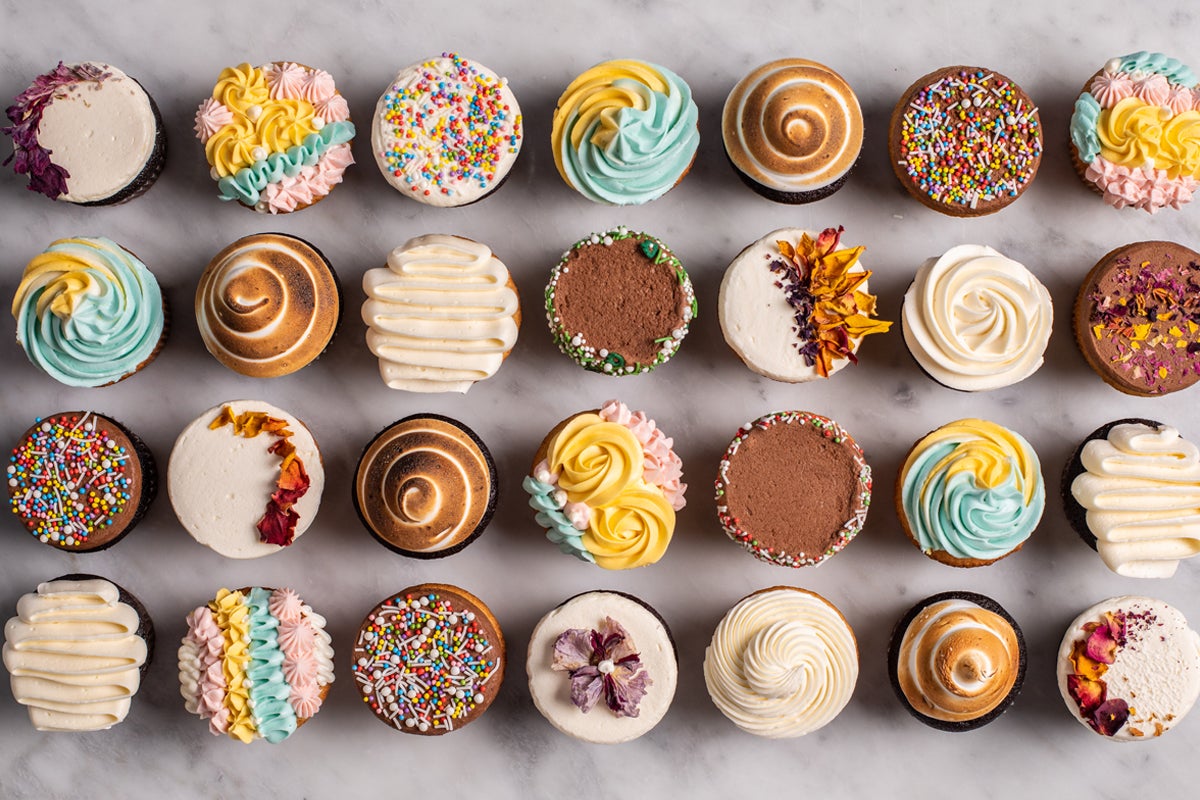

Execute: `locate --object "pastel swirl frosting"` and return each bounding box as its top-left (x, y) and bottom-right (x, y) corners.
top-left (896, 598), bottom-right (1021, 723)
top-left (552, 59), bottom-right (699, 205)
top-left (902, 245), bottom-right (1052, 391)
top-left (355, 416), bottom-right (494, 554)
top-left (722, 59), bottom-right (863, 192)
top-left (196, 234), bottom-right (340, 378)
top-left (362, 235), bottom-right (520, 393)
top-left (900, 419), bottom-right (1044, 562)
top-left (13, 237), bottom-right (164, 387)
top-left (704, 589), bottom-right (857, 738)
top-left (1, 578), bottom-right (148, 732)
top-left (1071, 423), bottom-right (1200, 578)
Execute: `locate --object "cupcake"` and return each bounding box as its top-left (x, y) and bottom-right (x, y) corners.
top-left (704, 587), bottom-right (857, 738)
top-left (715, 411), bottom-right (871, 568)
top-left (3, 61), bottom-right (165, 204)
top-left (888, 66), bottom-right (1042, 216)
top-left (8, 412), bottom-right (156, 552)
top-left (719, 226), bottom-right (890, 382)
top-left (527, 590), bottom-right (677, 744)
top-left (896, 419), bottom-right (1044, 567)
top-left (888, 591), bottom-right (1026, 731)
top-left (546, 227), bottom-right (695, 375)
top-left (2, 575), bottom-right (153, 731)
top-left (362, 234), bottom-right (521, 392)
top-left (179, 587), bottom-right (333, 743)
top-left (196, 62), bottom-right (355, 213)
top-left (13, 237), bottom-right (167, 387)
top-left (1070, 52), bottom-right (1200, 213)
top-left (1073, 241), bottom-right (1200, 397)
top-left (524, 400), bottom-right (685, 570)
top-left (1058, 596), bottom-right (1200, 740)
top-left (352, 583), bottom-right (504, 734)
top-left (196, 233), bottom-right (341, 379)
top-left (168, 401), bottom-right (324, 559)
top-left (551, 59), bottom-right (699, 205)
top-left (1063, 419), bottom-right (1200, 578)
top-left (372, 53), bottom-right (522, 207)
top-left (902, 244), bottom-right (1052, 391)
top-left (723, 59), bottom-right (863, 203)
top-left (353, 414), bottom-right (497, 558)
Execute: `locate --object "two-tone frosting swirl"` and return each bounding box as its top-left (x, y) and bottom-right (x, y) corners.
top-left (722, 59), bottom-right (863, 193)
top-left (552, 59), bottom-right (699, 205)
top-left (704, 588), bottom-right (857, 738)
top-left (896, 597), bottom-right (1021, 723)
top-left (2, 578), bottom-right (148, 732)
top-left (900, 419), bottom-right (1045, 562)
top-left (355, 416), bottom-right (495, 554)
top-left (362, 235), bottom-right (519, 393)
top-left (13, 237), bottom-right (164, 387)
top-left (1071, 423), bottom-right (1200, 578)
top-left (902, 245), bottom-right (1053, 391)
top-left (196, 234), bottom-right (339, 378)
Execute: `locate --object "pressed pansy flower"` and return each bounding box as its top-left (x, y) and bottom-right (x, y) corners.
top-left (552, 617), bottom-right (651, 717)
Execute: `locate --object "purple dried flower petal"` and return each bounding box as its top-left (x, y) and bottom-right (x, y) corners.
top-left (552, 628), bottom-right (594, 673)
top-left (569, 668), bottom-right (603, 712)
top-left (604, 662), bottom-right (652, 718)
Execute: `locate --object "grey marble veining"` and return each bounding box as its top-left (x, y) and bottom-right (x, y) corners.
top-left (0, 0), bottom-right (1198, 797)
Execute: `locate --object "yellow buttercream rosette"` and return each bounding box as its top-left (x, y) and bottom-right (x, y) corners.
top-left (1098, 97), bottom-right (1200, 179)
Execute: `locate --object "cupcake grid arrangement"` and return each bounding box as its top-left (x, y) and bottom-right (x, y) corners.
top-left (2, 39), bottom-right (1200, 768)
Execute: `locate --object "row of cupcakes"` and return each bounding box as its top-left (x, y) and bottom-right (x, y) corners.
top-left (7, 404), bottom-right (1200, 583)
top-left (11, 230), bottom-right (1200, 398)
top-left (6, 52), bottom-right (1200, 215)
top-left (4, 576), bottom-right (1198, 743)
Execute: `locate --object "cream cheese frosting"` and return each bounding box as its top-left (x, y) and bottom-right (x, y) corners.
top-left (362, 235), bottom-right (519, 393)
top-left (704, 588), bottom-right (857, 738)
top-left (1071, 423), bottom-right (1200, 578)
top-left (902, 245), bottom-right (1052, 391)
top-left (2, 578), bottom-right (148, 732)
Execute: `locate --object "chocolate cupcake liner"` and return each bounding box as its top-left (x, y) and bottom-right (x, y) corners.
top-left (724, 147), bottom-right (855, 205)
top-left (81, 84), bottom-right (167, 207)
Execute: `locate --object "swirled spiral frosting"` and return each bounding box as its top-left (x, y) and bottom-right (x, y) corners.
top-left (196, 233), bottom-right (340, 378)
top-left (704, 588), bottom-right (857, 738)
top-left (902, 245), bottom-right (1053, 391)
top-left (13, 237), bottom-right (164, 387)
top-left (355, 416), bottom-right (496, 555)
top-left (552, 59), bottom-right (699, 205)
top-left (899, 419), bottom-right (1044, 564)
top-left (723, 59), bottom-right (863, 195)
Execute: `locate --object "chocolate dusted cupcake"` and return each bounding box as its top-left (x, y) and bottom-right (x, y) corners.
top-left (353, 414), bottom-right (498, 558)
top-left (1063, 418), bottom-right (1200, 578)
top-left (7, 412), bottom-right (156, 552)
top-left (1073, 241), bottom-right (1200, 397)
top-left (723, 59), bottom-right (863, 203)
top-left (888, 591), bottom-right (1026, 732)
top-left (715, 411), bottom-right (871, 568)
top-left (546, 227), bottom-right (695, 375)
top-left (352, 583), bottom-right (504, 735)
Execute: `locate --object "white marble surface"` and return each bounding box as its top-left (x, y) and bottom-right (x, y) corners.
top-left (1, 0), bottom-right (1199, 797)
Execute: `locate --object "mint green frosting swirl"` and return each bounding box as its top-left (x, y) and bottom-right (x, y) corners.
top-left (1118, 51), bottom-right (1197, 87)
top-left (1070, 92), bottom-right (1102, 164)
top-left (901, 441), bottom-right (1045, 561)
top-left (245, 588), bottom-right (298, 744)
top-left (217, 121), bottom-right (355, 206)
top-left (558, 66), bottom-right (699, 205)
top-left (13, 237), bottom-right (164, 387)
top-left (522, 475), bottom-right (595, 563)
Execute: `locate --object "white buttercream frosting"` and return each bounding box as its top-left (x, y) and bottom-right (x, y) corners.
top-left (704, 588), bottom-right (857, 738)
top-left (902, 245), bottom-right (1052, 391)
top-left (1071, 423), bottom-right (1200, 578)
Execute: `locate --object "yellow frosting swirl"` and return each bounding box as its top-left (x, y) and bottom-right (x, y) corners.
top-left (255, 100), bottom-right (317, 152)
top-left (205, 64), bottom-right (321, 177)
top-left (584, 482), bottom-right (674, 569)
top-left (919, 419), bottom-right (1039, 504)
top-left (211, 589), bottom-right (256, 743)
top-left (1098, 97), bottom-right (1170, 168)
top-left (213, 64), bottom-right (269, 114)
top-left (547, 413), bottom-right (642, 507)
top-left (1159, 110), bottom-right (1200, 178)
top-left (205, 118), bottom-right (261, 178)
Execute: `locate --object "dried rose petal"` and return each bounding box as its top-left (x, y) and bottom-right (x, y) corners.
top-left (1090, 698), bottom-right (1130, 736)
top-left (1067, 674), bottom-right (1106, 717)
top-left (1071, 641), bottom-right (1108, 681)
top-left (1085, 623), bottom-right (1119, 665)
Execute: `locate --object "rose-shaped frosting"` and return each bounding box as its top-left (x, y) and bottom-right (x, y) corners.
top-left (704, 589), bottom-right (857, 738)
top-left (584, 483), bottom-right (674, 570)
top-left (597, 399), bottom-right (686, 510)
top-left (1098, 97), bottom-right (1170, 168)
top-left (13, 236), bottom-right (164, 387)
top-left (547, 413), bottom-right (643, 508)
top-left (213, 63), bottom-right (269, 114)
top-left (551, 59), bottom-right (699, 205)
top-left (902, 245), bottom-right (1052, 391)
top-left (205, 116), bottom-right (261, 178)
top-left (900, 419), bottom-right (1044, 562)
top-left (1158, 110), bottom-right (1200, 178)
top-left (1090, 71), bottom-right (1135, 108)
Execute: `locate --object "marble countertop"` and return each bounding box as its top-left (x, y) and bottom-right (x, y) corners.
top-left (1, 0), bottom-right (1198, 797)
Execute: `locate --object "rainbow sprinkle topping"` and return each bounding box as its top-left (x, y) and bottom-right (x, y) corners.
top-left (7, 412), bottom-right (131, 547)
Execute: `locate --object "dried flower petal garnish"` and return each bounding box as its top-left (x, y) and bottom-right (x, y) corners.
top-left (1066, 610), bottom-right (1131, 736)
top-left (552, 616), bottom-right (651, 718)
